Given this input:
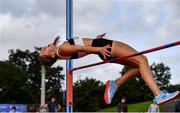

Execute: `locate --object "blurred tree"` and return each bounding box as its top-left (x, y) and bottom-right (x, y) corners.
top-left (0, 48), bottom-right (65, 104)
top-left (0, 61), bottom-right (30, 103)
top-left (45, 66), bottom-right (64, 104)
top-left (151, 63), bottom-right (171, 89)
top-left (165, 84), bottom-right (180, 92)
top-left (73, 77), bottom-right (106, 111)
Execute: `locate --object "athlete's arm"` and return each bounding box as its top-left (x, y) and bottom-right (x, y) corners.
top-left (59, 43), bottom-right (111, 59)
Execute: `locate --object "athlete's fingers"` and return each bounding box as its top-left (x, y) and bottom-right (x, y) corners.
top-left (104, 53), bottom-right (110, 57)
top-left (104, 45), bottom-right (111, 50)
top-left (104, 49), bottom-right (111, 55)
top-left (104, 44), bottom-right (110, 47)
top-left (103, 50), bottom-right (111, 57)
top-left (102, 52), bottom-right (107, 60)
top-left (103, 46), bottom-right (111, 54)
top-left (101, 50), bottom-right (108, 60)
top-left (105, 46), bottom-right (111, 50)
top-left (107, 46), bottom-right (112, 49)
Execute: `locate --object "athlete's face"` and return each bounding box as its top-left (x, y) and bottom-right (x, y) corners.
top-left (38, 36), bottom-right (59, 66)
top-left (39, 36), bottom-right (60, 59)
top-left (39, 44), bottom-right (56, 58)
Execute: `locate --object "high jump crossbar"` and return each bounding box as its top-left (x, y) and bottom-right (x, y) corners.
top-left (71, 41), bottom-right (180, 72)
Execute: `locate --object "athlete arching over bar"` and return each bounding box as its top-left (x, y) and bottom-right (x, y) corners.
top-left (39, 33), bottom-right (179, 105)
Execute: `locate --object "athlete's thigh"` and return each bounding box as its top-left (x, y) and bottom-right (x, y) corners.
top-left (111, 41), bottom-right (141, 67)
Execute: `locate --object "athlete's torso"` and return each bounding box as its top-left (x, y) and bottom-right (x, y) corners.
top-left (57, 38), bottom-right (93, 60)
top-left (57, 38), bottom-right (115, 60)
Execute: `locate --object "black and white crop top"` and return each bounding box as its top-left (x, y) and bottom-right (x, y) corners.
top-left (56, 37), bottom-right (85, 59)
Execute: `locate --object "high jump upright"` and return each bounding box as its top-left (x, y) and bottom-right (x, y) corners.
top-left (66, 0), bottom-right (73, 112)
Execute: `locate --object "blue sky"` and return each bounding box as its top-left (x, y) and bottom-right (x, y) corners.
top-left (0, 0), bottom-right (179, 88)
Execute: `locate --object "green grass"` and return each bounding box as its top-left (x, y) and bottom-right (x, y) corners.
top-left (98, 101), bottom-right (152, 112)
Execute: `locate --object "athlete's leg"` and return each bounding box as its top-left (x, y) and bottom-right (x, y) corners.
top-left (104, 67), bottom-right (140, 104)
top-left (111, 41), bottom-right (160, 96)
top-left (104, 41), bottom-right (179, 104)
top-left (104, 41), bottom-right (161, 104)
top-left (115, 68), bottom-right (140, 88)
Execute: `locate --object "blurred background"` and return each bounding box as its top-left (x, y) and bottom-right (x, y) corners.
top-left (0, 0), bottom-right (179, 112)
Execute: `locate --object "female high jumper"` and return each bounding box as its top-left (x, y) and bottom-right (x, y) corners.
top-left (39, 33), bottom-right (179, 105)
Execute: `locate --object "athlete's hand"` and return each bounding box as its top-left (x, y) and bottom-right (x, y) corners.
top-left (96, 33), bottom-right (106, 39)
top-left (98, 45), bottom-right (111, 60)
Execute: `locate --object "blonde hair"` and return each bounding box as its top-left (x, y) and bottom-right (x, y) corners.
top-left (39, 54), bottom-right (57, 66)
top-left (39, 35), bottom-right (60, 66)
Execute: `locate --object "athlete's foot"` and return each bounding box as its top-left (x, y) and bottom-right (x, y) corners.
top-left (154, 91), bottom-right (180, 105)
top-left (104, 80), bottom-right (117, 104)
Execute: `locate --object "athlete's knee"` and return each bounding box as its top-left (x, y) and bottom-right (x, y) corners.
top-left (127, 55), bottom-right (148, 67)
top-left (134, 55), bottom-right (148, 66)
top-left (138, 55), bottom-right (148, 64)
